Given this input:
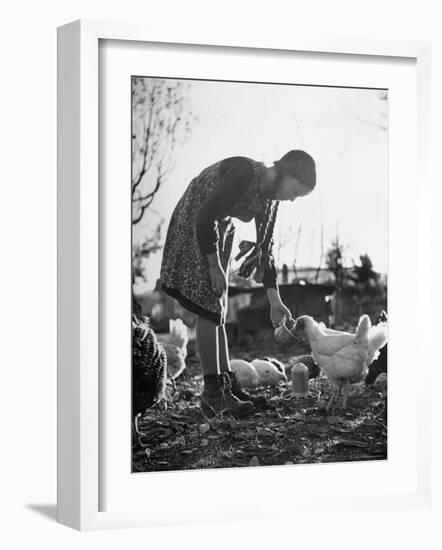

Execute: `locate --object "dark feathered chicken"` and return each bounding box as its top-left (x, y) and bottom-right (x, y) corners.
top-left (365, 344), bottom-right (387, 385)
top-left (132, 312), bottom-right (167, 432)
top-left (266, 355), bottom-right (321, 381)
top-left (294, 354), bottom-right (321, 380)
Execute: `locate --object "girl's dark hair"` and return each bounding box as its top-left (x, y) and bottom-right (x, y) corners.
top-left (273, 150), bottom-right (316, 190)
top-left (238, 152), bottom-right (315, 282)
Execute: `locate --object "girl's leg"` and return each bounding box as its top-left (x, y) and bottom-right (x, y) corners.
top-left (197, 315), bottom-right (254, 418)
top-left (218, 324), bottom-right (269, 410)
top-left (217, 325), bottom-right (231, 373)
top-left (196, 315), bottom-right (219, 375)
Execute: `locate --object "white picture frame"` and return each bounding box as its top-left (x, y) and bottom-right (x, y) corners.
top-left (57, 19), bottom-right (432, 531)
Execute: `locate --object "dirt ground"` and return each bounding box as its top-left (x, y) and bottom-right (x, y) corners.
top-left (132, 341), bottom-right (387, 473)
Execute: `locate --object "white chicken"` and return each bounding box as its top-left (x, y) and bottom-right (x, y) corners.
top-left (251, 359), bottom-right (287, 387)
top-left (230, 359), bottom-right (259, 388)
top-left (157, 319), bottom-right (189, 381)
top-left (293, 315), bottom-right (387, 411)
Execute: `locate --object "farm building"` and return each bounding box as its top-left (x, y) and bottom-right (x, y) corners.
top-left (226, 282), bottom-right (336, 345)
top-left (134, 274), bottom-right (385, 345)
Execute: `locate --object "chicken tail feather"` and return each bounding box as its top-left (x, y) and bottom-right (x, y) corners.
top-left (354, 314), bottom-right (371, 344)
top-left (368, 322), bottom-right (388, 353)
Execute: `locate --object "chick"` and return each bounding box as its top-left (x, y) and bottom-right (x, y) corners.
top-left (157, 319), bottom-right (189, 381)
top-left (263, 356), bottom-right (285, 374)
top-left (230, 359), bottom-right (259, 388)
top-left (251, 359), bottom-right (287, 387)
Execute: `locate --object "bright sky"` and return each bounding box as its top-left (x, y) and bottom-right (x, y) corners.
top-left (134, 78), bottom-right (388, 287)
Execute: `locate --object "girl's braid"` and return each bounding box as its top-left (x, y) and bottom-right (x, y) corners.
top-left (236, 197), bottom-right (280, 281)
top-left (258, 200), bottom-right (279, 258)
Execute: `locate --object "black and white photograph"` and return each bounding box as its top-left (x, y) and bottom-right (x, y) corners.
top-left (131, 76), bottom-right (388, 473)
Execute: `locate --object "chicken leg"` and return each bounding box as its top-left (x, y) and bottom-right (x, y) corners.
top-left (133, 413), bottom-right (145, 448)
top-left (326, 386), bottom-right (341, 413)
top-left (341, 380), bottom-right (351, 410)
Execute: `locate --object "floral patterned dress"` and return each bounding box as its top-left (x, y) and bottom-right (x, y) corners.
top-left (160, 156), bottom-right (276, 325)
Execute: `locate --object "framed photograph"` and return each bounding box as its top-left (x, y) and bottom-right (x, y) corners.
top-left (57, 19), bottom-right (432, 530)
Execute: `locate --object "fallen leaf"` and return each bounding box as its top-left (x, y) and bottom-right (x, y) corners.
top-left (156, 429), bottom-right (174, 439)
top-left (175, 435), bottom-right (186, 446)
top-left (214, 421), bottom-right (231, 431)
top-left (179, 392), bottom-right (193, 402)
top-left (293, 443), bottom-right (310, 457)
top-left (199, 423), bottom-right (210, 434)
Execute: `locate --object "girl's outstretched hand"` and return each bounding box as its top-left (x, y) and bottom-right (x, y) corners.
top-left (270, 301), bottom-right (291, 328)
top-left (209, 264), bottom-right (227, 298)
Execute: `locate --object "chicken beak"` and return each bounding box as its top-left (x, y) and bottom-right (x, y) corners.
top-left (291, 318), bottom-right (306, 342)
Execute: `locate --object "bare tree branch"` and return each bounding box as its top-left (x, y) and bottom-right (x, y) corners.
top-left (131, 77), bottom-right (196, 226)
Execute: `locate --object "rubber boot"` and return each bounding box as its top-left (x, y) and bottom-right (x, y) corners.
top-left (225, 371), bottom-right (268, 409)
top-left (201, 373), bottom-right (255, 419)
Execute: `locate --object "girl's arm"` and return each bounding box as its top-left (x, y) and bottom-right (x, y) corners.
top-left (197, 157), bottom-right (254, 297)
top-left (254, 210), bottom-right (291, 326)
top-left (206, 252), bottom-right (226, 298)
top-left (266, 288), bottom-right (291, 327)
